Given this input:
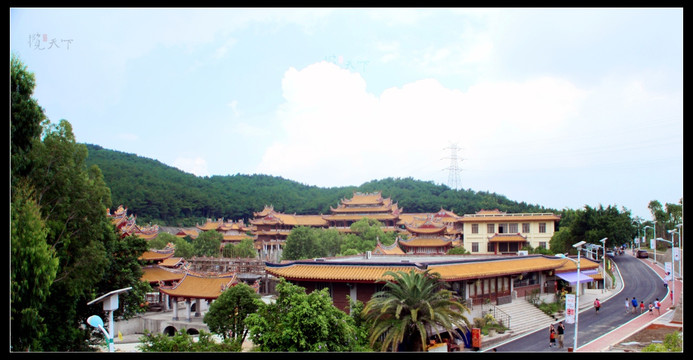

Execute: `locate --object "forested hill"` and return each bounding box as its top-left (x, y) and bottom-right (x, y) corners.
top-left (85, 144), bottom-right (556, 227)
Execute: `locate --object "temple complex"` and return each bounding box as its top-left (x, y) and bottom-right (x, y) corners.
top-left (114, 192), bottom-right (562, 261)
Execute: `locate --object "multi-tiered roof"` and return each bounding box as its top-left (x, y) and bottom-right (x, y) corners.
top-left (322, 192), bottom-right (402, 228)
top-left (398, 215), bottom-right (457, 254)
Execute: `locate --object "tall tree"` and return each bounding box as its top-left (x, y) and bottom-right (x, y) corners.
top-left (193, 230), bottom-right (223, 257)
top-left (11, 57), bottom-right (148, 351)
top-left (10, 54), bottom-right (46, 185)
top-left (362, 269), bottom-right (470, 352)
top-left (550, 205), bottom-right (635, 253)
top-left (203, 283), bottom-right (260, 345)
top-left (25, 120), bottom-right (114, 350)
top-left (245, 279), bottom-right (364, 352)
top-left (10, 182), bottom-right (59, 351)
top-left (282, 226), bottom-right (322, 260)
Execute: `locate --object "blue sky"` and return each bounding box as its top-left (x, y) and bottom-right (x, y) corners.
top-left (10, 8), bottom-right (683, 220)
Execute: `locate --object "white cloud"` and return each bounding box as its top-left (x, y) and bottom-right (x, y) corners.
top-left (228, 100), bottom-right (240, 118)
top-left (173, 156), bottom-right (210, 177)
top-left (214, 37), bottom-right (237, 59)
top-left (256, 62), bottom-right (589, 188)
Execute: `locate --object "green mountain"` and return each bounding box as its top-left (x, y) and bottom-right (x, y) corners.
top-left (84, 144), bottom-right (555, 227)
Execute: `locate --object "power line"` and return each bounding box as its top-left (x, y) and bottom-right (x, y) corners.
top-left (443, 143), bottom-right (463, 190)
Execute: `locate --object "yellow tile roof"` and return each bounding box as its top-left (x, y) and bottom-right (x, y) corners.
top-left (139, 250), bottom-right (174, 261)
top-left (399, 237), bottom-right (454, 247)
top-left (265, 255), bottom-right (594, 283)
top-left (429, 257), bottom-right (565, 281)
top-left (330, 205), bottom-right (394, 213)
top-left (323, 214), bottom-right (398, 221)
top-left (404, 224), bottom-right (447, 235)
top-left (266, 263), bottom-right (422, 282)
top-left (374, 239), bottom-right (405, 255)
top-left (555, 257), bottom-right (600, 273)
top-left (136, 232), bottom-right (159, 240)
top-left (159, 272), bottom-right (237, 300)
top-left (160, 257), bottom-right (185, 267)
top-left (141, 266), bottom-right (185, 283)
top-left (488, 234), bottom-right (527, 242)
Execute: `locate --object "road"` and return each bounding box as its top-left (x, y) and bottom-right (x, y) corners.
top-left (492, 253), bottom-right (669, 352)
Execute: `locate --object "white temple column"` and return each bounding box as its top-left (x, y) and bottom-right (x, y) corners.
top-left (195, 299), bottom-right (201, 317)
top-left (172, 297), bottom-right (179, 321)
top-left (185, 299), bottom-right (192, 322)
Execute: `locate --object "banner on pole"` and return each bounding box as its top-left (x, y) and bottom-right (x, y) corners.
top-left (665, 262), bottom-right (673, 281)
top-left (565, 294), bottom-right (576, 324)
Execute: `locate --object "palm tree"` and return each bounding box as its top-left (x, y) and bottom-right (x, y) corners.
top-left (362, 269), bottom-right (470, 352)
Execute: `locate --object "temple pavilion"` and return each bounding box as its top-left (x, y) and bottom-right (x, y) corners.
top-left (398, 215), bottom-right (459, 255)
top-left (322, 192), bottom-right (403, 231)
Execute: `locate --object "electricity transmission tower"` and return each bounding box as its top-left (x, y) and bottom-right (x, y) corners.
top-left (443, 143), bottom-right (463, 190)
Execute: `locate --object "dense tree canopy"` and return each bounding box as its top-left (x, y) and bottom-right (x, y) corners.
top-left (84, 145), bottom-right (555, 227)
top-left (245, 279), bottom-right (369, 352)
top-left (203, 283), bottom-right (260, 344)
top-left (550, 204), bottom-right (636, 254)
top-left (10, 57), bottom-right (148, 351)
top-left (10, 182), bottom-right (59, 351)
top-left (192, 230), bottom-right (223, 257)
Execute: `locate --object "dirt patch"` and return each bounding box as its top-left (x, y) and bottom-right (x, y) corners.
top-left (609, 323), bottom-right (682, 352)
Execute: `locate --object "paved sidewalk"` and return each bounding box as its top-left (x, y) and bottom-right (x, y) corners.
top-left (577, 252), bottom-right (682, 352)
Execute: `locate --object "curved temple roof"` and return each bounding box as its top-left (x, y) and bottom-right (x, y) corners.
top-left (265, 255), bottom-right (600, 283)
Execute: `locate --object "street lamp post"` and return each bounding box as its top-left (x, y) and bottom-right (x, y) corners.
top-left (657, 237), bottom-right (675, 307)
top-left (556, 240), bottom-right (589, 351)
top-left (87, 315), bottom-right (114, 352)
top-left (644, 223), bottom-right (656, 263)
top-left (633, 219), bottom-right (642, 250)
top-left (600, 238), bottom-right (607, 292)
top-left (676, 224), bottom-right (683, 282)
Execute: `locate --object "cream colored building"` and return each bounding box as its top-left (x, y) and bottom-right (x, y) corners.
top-left (459, 209), bottom-right (560, 254)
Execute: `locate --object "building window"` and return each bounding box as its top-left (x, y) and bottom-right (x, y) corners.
top-left (513, 272), bottom-right (539, 287)
top-left (509, 223), bottom-right (518, 233)
top-left (522, 223), bottom-right (530, 233)
top-left (487, 224), bottom-right (495, 233)
top-left (472, 242), bottom-right (479, 252)
top-left (487, 242), bottom-right (495, 252)
top-left (472, 224), bottom-right (479, 234)
top-left (539, 242), bottom-right (547, 249)
top-left (498, 223), bottom-right (506, 233)
top-left (539, 223), bottom-right (547, 233)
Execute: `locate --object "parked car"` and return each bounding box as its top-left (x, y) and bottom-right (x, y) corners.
top-left (637, 250), bottom-right (649, 258)
top-left (606, 251), bottom-right (616, 258)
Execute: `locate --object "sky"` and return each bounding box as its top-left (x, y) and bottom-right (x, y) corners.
top-left (10, 8), bottom-right (683, 220)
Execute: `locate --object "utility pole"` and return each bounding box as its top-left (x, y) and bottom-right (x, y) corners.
top-left (443, 143), bottom-right (463, 190)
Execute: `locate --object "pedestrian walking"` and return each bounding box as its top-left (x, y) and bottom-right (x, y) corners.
top-left (557, 321), bottom-right (565, 349)
top-left (548, 324), bottom-right (556, 348)
top-left (625, 298), bottom-right (630, 314)
top-left (594, 298), bottom-right (601, 314)
top-left (655, 298), bottom-right (661, 315)
top-left (640, 301), bottom-right (645, 314)
top-left (649, 302), bottom-right (654, 315)
top-left (631, 297), bottom-right (638, 314)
